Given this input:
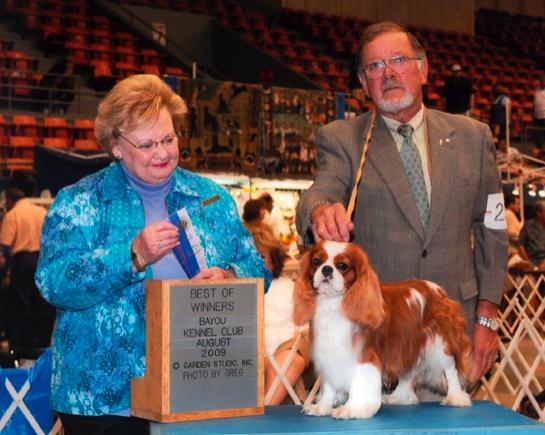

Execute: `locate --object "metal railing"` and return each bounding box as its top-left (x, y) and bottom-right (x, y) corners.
top-left (0, 67), bottom-right (106, 115)
top-left (523, 124), bottom-right (545, 151)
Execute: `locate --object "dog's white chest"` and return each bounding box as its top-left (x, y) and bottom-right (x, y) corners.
top-left (312, 297), bottom-right (358, 390)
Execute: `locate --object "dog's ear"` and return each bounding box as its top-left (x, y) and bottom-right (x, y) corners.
top-left (293, 248), bottom-right (316, 325)
top-left (342, 246), bottom-right (384, 329)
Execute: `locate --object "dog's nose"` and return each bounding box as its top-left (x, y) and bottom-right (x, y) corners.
top-left (321, 265), bottom-right (333, 277)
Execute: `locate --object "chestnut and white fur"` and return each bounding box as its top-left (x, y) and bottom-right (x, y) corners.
top-left (294, 241), bottom-right (472, 419)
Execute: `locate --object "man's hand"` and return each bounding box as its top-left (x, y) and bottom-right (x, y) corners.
top-left (470, 300), bottom-right (500, 382)
top-left (470, 325), bottom-right (499, 382)
top-left (311, 202), bottom-right (354, 242)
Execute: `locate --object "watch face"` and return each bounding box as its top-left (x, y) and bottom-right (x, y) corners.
top-left (490, 318), bottom-right (499, 331)
top-left (475, 315), bottom-right (500, 331)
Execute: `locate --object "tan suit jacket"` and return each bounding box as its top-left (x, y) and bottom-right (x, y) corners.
top-left (296, 109), bottom-right (508, 326)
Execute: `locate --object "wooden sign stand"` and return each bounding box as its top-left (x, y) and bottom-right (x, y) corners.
top-left (131, 278), bottom-right (264, 422)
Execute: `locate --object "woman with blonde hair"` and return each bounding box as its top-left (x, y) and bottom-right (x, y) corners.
top-left (36, 75), bottom-right (269, 434)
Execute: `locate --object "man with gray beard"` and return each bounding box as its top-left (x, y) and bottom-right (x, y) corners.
top-left (296, 21), bottom-right (507, 384)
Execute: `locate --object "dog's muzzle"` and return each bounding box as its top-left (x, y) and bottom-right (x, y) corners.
top-left (321, 265), bottom-right (333, 278)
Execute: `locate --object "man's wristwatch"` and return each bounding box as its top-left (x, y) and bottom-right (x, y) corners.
top-left (474, 315), bottom-right (500, 331)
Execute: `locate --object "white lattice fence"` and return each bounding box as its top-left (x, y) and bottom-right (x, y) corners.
top-left (476, 272), bottom-right (545, 422)
top-left (500, 273), bottom-right (545, 339)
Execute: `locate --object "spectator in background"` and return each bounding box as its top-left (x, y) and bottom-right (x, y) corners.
top-left (489, 84), bottom-right (511, 152)
top-left (442, 64), bottom-right (474, 115)
top-left (259, 192), bottom-right (287, 239)
top-left (0, 187), bottom-right (54, 351)
top-left (519, 200), bottom-right (545, 268)
top-left (252, 228), bottom-right (310, 405)
top-left (36, 60), bottom-right (76, 114)
top-left (532, 73), bottom-right (545, 158)
top-left (242, 198), bottom-right (273, 235)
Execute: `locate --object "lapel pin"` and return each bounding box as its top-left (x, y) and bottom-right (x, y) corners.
top-left (202, 194), bottom-right (220, 206)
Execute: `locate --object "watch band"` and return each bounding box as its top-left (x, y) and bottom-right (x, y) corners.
top-left (474, 315), bottom-right (499, 331)
top-left (306, 200), bottom-right (330, 228)
top-left (131, 242), bottom-right (146, 272)
top-left (304, 200), bottom-right (330, 246)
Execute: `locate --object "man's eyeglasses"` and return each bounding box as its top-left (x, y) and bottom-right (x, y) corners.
top-left (361, 56), bottom-right (422, 79)
top-left (117, 131), bottom-right (179, 153)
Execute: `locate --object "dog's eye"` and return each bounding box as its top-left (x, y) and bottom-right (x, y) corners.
top-left (336, 262), bottom-right (348, 271)
top-left (312, 258), bottom-right (322, 267)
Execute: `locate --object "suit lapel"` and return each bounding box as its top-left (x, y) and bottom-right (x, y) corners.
top-left (367, 115), bottom-right (425, 239)
top-left (424, 110), bottom-right (457, 248)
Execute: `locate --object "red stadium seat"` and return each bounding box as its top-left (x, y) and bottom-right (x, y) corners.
top-left (115, 32), bottom-right (137, 48)
top-left (5, 51), bottom-right (36, 71)
top-left (43, 117), bottom-right (70, 139)
top-left (90, 29), bottom-right (113, 47)
top-left (164, 66), bottom-right (187, 77)
top-left (74, 139), bottom-right (100, 150)
top-left (73, 118), bottom-right (95, 140)
top-left (141, 64), bottom-right (161, 76)
top-left (89, 44), bottom-right (113, 63)
top-left (140, 49), bottom-right (164, 67)
top-left (12, 115), bottom-right (40, 139)
top-left (65, 40), bottom-right (89, 64)
top-left (43, 137), bottom-right (70, 149)
top-left (9, 136), bottom-right (37, 160)
top-left (115, 46), bottom-right (138, 64)
top-left (113, 62), bottom-right (141, 78)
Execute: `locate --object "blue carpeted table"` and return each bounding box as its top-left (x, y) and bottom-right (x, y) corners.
top-left (149, 401), bottom-right (545, 434)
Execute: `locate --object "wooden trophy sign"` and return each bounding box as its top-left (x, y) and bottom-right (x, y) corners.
top-left (131, 278), bottom-right (264, 422)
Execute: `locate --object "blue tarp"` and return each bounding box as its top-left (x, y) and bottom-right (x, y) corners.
top-left (0, 349), bottom-right (52, 434)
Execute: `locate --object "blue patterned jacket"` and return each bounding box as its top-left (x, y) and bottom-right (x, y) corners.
top-left (36, 162), bottom-right (270, 415)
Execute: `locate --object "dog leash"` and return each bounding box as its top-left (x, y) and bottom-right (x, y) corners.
top-left (346, 110), bottom-right (377, 220)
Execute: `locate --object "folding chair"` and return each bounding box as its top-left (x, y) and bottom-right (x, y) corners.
top-left (264, 327), bottom-right (320, 406)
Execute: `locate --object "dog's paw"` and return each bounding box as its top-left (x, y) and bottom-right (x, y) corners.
top-left (331, 401), bottom-right (381, 419)
top-left (441, 391), bottom-right (471, 407)
top-left (383, 390), bottom-right (419, 405)
top-left (303, 403), bottom-right (332, 416)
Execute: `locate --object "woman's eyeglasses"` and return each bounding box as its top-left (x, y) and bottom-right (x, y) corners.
top-left (117, 131), bottom-right (179, 153)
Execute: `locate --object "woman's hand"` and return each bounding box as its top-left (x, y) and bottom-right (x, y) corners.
top-left (194, 267), bottom-right (236, 280)
top-left (132, 221), bottom-right (179, 268)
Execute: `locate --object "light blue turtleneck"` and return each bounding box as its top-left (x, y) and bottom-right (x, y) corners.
top-left (121, 162), bottom-right (187, 280)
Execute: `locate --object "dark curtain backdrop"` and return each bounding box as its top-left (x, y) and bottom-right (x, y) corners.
top-left (35, 146), bottom-right (110, 196)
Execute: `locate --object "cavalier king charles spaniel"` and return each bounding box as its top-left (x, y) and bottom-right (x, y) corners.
top-left (294, 241), bottom-right (472, 419)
